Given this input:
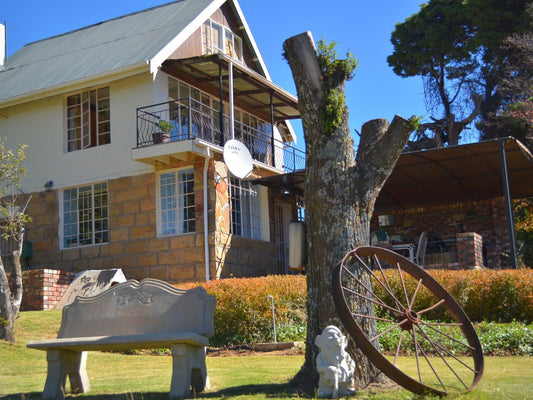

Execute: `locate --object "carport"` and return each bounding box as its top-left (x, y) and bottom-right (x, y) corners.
top-left (253, 137), bottom-right (533, 268)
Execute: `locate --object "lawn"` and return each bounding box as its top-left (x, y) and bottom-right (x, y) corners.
top-left (0, 311), bottom-right (531, 399)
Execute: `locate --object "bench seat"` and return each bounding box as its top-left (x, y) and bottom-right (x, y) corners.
top-left (27, 332), bottom-right (209, 352)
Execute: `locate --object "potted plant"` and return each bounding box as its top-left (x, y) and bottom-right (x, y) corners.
top-left (153, 120), bottom-right (172, 144)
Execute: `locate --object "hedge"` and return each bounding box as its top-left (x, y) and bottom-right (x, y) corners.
top-left (178, 275), bottom-right (306, 346)
top-left (372, 269), bottom-right (533, 323)
top-left (177, 269), bottom-right (532, 346)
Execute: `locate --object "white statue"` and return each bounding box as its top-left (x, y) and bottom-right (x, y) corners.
top-left (315, 325), bottom-right (355, 398)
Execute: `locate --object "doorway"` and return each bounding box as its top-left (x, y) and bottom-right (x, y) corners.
top-left (275, 201), bottom-right (291, 274)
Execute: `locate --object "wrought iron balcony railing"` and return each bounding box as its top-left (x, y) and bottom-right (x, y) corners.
top-left (136, 98), bottom-right (305, 173)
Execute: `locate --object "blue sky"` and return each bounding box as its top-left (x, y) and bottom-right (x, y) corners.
top-left (1, 0), bottom-right (427, 149)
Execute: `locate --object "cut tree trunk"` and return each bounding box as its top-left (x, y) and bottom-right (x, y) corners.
top-left (283, 31), bottom-right (413, 391)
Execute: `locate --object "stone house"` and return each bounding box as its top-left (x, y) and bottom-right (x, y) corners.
top-left (0, 0), bottom-right (304, 284)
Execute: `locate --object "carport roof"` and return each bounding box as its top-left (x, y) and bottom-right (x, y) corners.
top-left (252, 137), bottom-right (533, 212)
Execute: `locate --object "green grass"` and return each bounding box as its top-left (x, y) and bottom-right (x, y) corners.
top-left (0, 311), bottom-right (532, 399)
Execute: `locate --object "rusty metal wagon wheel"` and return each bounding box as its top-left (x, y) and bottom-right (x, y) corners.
top-left (332, 246), bottom-right (484, 396)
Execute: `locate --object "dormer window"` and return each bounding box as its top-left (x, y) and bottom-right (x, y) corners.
top-left (202, 19), bottom-right (243, 62)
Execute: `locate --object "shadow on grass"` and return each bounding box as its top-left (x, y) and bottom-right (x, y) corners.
top-left (198, 382), bottom-right (307, 398)
top-left (0, 384), bottom-right (310, 400)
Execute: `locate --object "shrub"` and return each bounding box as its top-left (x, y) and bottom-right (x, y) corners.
top-left (377, 320), bottom-right (533, 356)
top-left (475, 321), bottom-right (533, 356)
top-left (178, 275), bottom-right (306, 346)
top-left (372, 269), bottom-right (533, 323)
top-left (178, 269), bottom-right (532, 346)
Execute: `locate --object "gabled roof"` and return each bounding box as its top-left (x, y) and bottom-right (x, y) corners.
top-left (0, 0), bottom-right (271, 108)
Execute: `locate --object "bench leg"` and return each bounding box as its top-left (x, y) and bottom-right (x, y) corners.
top-left (67, 351), bottom-right (90, 394)
top-left (191, 346), bottom-right (209, 393)
top-left (170, 345), bottom-right (209, 399)
top-left (42, 350), bottom-right (90, 400)
top-left (170, 345), bottom-right (192, 399)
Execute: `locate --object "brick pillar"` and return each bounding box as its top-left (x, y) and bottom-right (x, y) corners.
top-left (20, 269), bottom-right (74, 311)
top-left (456, 232), bottom-right (484, 269)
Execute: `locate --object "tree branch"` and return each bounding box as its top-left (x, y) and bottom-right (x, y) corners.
top-left (356, 116), bottom-right (413, 195)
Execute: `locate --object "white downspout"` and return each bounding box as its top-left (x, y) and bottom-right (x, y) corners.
top-left (203, 148), bottom-right (212, 282)
top-left (228, 61), bottom-right (235, 140)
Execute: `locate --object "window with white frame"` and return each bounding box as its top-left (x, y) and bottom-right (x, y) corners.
top-left (66, 87), bottom-right (110, 152)
top-left (62, 182), bottom-right (108, 248)
top-left (229, 178), bottom-right (261, 239)
top-left (158, 169), bottom-right (196, 236)
top-left (202, 19), bottom-right (243, 62)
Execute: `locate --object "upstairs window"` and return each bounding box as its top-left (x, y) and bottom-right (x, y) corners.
top-left (62, 182), bottom-right (109, 248)
top-left (202, 19), bottom-right (243, 62)
top-left (66, 87), bottom-right (110, 152)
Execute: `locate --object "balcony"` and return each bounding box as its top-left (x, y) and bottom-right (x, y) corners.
top-left (135, 98), bottom-right (305, 173)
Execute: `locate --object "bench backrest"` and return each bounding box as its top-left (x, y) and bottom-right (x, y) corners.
top-left (57, 278), bottom-right (216, 339)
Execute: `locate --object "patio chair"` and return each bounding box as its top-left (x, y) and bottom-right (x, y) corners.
top-left (414, 231), bottom-right (428, 267)
top-left (370, 230), bottom-right (388, 245)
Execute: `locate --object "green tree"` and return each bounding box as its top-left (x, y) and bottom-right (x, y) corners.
top-left (481, 29), bottom-right (533, 151)
top-left (514, 198), bottom-right (533, 267)
top-left (0, 139), bottom-right (31, 343)
top-left (388, 0), bottom-right (532, 149)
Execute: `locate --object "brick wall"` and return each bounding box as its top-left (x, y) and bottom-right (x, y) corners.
top-left (214, 231), bottom-right (277, 278)
top-left (372, 197), bottom-right (511, 269)
top-left (18, 269), bottom-right (74, 311)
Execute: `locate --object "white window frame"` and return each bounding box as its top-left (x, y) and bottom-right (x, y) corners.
top-left (229, 178), bottom-right (262, 240)
top-left (65, 86), bottom-right (110, 152)
top-left (156, 167), bottom-right (196, 237)
top-left (60, 182), bottom-right (109, 249)
top-left (202, 19), bottom-right (243, 63)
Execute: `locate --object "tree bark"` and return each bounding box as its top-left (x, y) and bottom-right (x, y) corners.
top-left (283, 32), bottom-right (413, 391)
top-left (12, 251), bottom-right (23, 318)
top-left (0, 251), bottom-right (23, 343)
top-left (0, 260), bottom-right (15, 344)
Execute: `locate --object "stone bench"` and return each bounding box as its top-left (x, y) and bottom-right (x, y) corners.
top-left (27, 278), bottom-right (216, 400)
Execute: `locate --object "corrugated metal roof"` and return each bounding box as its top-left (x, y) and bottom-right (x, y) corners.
top-left (0, 0), bottom-right (214, 104)
top-left (252, 138), bottom-right (533, 211)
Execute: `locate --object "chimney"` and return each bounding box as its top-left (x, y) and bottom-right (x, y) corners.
top-left (0, 23), bottom-right (5, 66)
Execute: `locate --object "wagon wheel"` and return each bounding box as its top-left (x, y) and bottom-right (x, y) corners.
top-left (332, 246), bottom-right (484, 396)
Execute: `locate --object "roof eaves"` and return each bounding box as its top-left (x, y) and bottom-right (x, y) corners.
top-left (0, 61), bottom-right (148, 109)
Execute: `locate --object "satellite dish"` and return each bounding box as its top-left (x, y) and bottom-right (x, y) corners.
top-left (223, 139), bottom-right (253, 179)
